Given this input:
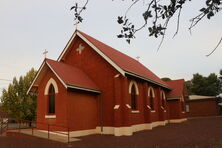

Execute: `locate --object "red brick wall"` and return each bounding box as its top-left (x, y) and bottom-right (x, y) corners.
top-left (149, 86), bottom-right (161, 122)
top-left (125, 78), bottom-right (169, 125)
top-left (37, 68), bottom-right (68, 131)
top-left (37, 68), bottom-right (99, 132)
top-left (61, 35), bottom-right (173, 127)
top-left (67, 91), bottom-right (98, 131)
top-left (62, 37), bottom-right (119, 127)
top-left (129, 81), bottom-right (145, 125)
top-left (36, 35), bottom-right (185, 132)
top-left (168, 100), bottom-right (181, 119)
top-left (187, 100), bottom-right (219, 117)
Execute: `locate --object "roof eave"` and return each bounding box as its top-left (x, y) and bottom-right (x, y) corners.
top-left (67, 84), bottom-right (101, 94)
top-left (27, 60), bottom-right (47, 94)
top-left (167, 97), bottom-right (181, 101)
top-left (76, 32), bottom-right (125, 76)
top-left (124, 70), bottom-right (171, 90)
top-left (57, 30), bottom-right (125, 76)
top-left (57, 31), bottom-right (77, 61)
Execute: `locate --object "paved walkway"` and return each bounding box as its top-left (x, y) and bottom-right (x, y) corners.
top-left (7, 129), bottom-right (80, 143)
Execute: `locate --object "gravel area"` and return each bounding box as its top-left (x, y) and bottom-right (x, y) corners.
top-left (1, 116), bottom-right (222, 148)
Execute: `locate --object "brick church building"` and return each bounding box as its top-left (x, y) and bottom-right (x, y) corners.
top-left (28, 30), bottom-right (188, 137)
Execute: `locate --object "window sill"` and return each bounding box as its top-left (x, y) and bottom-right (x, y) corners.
top-left (147, 105), bottom-right (151, 109)
top-left (45, 115), bottom-right (56, 119)
top-left (131, 110), bottom-right (140, 113)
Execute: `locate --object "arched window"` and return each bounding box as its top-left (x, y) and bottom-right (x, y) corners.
top-left (48, 84), bottom-right (55, 114)
top-left (148, 87), bottom-right (155, 110)
top-left (131, 84), bottom-right (137, 110)
top-left (161, 91), bottom-right (166, 108)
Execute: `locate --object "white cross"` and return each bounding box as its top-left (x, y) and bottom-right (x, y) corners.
top-left (76, 43), bottom-right (85, 54)
top-left (74, 21), bottom-right (80, 30)
top-left (136, 56), bottom-right (140, 61)
top-left (43, 49), bottom-right (48, 59)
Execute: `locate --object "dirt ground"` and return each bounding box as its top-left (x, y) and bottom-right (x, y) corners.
top-left (1, 116), bottom-right (222, 148)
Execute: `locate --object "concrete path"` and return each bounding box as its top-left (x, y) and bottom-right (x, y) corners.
top-left (7, 129), bottom-right (80, 143)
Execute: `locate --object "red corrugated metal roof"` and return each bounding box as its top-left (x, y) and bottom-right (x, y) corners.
top-left (46, 59), bottom-right (100, 92)
top-left (77, 30), bottom-right (169, 88)
top-left (166, 79), bottom-right (185, 98)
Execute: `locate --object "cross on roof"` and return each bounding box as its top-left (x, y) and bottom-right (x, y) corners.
top-left (136, 56), bottom-right (140, 61)
top-left (43, 49), bottom-right (48, 59)
top-left (74, 21), bottom-right (80, 30)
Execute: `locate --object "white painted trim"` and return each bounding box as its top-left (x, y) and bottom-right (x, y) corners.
top-left (151, 121), bottom-right (167, 128)
top-left (147, 105), bottom-right (151, 109)
top-left (114, 74), bottom-right (120, 78)
top-left (114, 105), bottom-right (120, 109)
top-left (168, 118), bottom-right (187, 123)
top-left (114, 127), bottom-right (133, 136)
top-left (70, 127), bottom-right (100, 137)
top-left (132, 123), bottom-right (152, 132)
top-left (99, 121), bottom-right (167, 136)
top-left (57, 31), bottom-right (171, 90)
top-left (67, 84), bottom-right (101, 93)
top-left (114, 121), bottom-right (168, 136)
top-left (131, 110), bottom-right (140, 113)
top-left (151, 110), bottom-right (156, 113)
top-left (148, 87), bottom-right (155, 97)
top-left (128, 80), bottom-right (139, 95)
top-left (27, 59), bottom-right (100, 95)
top-left (38, 120), bottom-right (185, 137)
top-left (45, 115), bottom-right (56, 119)
top-left (161, 90), bottom-right (166, 100)
top-left (125, 70), bottom-right (171, 90)
top-left (126, 104), bottom-right (131, 109)
top-left (44, 78), bottom-right (59, 95)
top-left (161, 106), bottom-right (165, 110)
top-left (100, 127), bottom-right (114, 135)
top-left (27, 61), bottom-right (46, 94)
top-left (218, 103), bottom-right (222, 106)
top-left (77, 32), bottom-right (125, 76)
top-left (181, 96), bottom-right (185, 102)
top-left (57, 32), bottom-right (77, 61)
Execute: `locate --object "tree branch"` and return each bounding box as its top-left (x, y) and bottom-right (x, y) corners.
top-left (135, 0), bottom-right (154, 32)
top-left (125, 0), bottom-right (140, 16)
top-left (173, 8), bottom-right (182, 38)
top-left (206, 36), bottom-right (222, 57)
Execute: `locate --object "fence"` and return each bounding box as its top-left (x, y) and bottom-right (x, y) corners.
top-left (0, 118), bottom-right (70, 143)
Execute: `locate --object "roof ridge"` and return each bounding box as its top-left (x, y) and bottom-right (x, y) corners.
top-left (77, 30), bottom-right (169, 88)
top-left (77, 30), bottom-right (140, 64)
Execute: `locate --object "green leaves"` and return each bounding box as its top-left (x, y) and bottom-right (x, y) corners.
top-left (117, 16), bottom-right (124, 24)
top-left (1, 68), bottom-right (37, 121)
top-left (70, 1), bottom-right (88, 24)
top-left (198, 0), bottom-right (221, 20)
top-left (207, 11), bottom-right (214, 19)
top-left (143, 10), bottom-right (152, 21)
top-left (187, 71), bottom-right (222, 96)
top-left (117, 16), bottom-right (135, 44)
top-left (148, 25), bottom-right (166, 38)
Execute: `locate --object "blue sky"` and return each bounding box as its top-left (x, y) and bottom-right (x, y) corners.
top-left (0, 0), bottom-right (221, 95)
